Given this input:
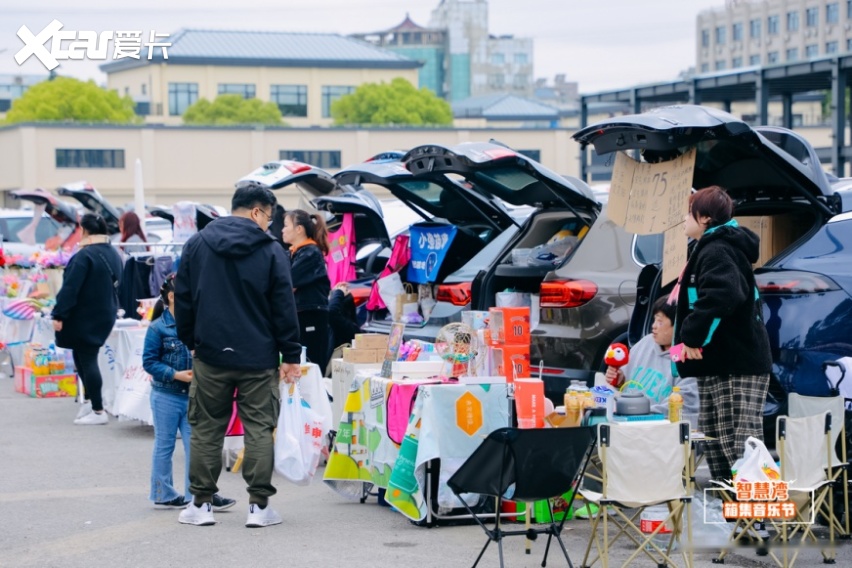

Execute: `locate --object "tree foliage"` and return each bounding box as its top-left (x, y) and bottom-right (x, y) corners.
top-left (5, 76), bottom-right (138, 124)
top-left (331, 78), bottom-right (453, 126)
top-left (183, 94), bottom-right (284, 126)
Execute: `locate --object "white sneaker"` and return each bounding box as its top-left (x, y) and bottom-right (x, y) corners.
top-left (75, 401), bottom-right (92, 420)
top-left (245, 504), bottom-right (282, 528)
top-left (74, 411), bottom-right (108, 425)
top-left (179, 502), bottom-right (216, 526)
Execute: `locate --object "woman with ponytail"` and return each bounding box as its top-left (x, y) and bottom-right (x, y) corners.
top-left (282, 209), bottom-right (332, 373)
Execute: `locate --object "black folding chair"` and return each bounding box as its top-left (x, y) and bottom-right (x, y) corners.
top-left (447, 427), bottom-right (596, 568)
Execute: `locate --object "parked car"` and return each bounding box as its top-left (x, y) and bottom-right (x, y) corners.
top-left (5, 189), bottom-right (81, 255)
top-left (573, 104), bottom-right (852, 442)
top-left (56, 181), bottom-right (122, 236)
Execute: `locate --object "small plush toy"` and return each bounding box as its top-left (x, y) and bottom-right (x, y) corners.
top-left (603, 343), bottom-right (630, 387)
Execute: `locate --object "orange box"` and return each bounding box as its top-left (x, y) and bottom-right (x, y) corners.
top-left (491, 343), bottom-right (530, 383)
top-left (31, 374), bottom-right (77, 398)
top-left (489, 307), bottom-right (531, 345)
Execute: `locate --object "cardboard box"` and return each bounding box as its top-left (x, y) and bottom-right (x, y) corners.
top-left (342, 348), bottom-right (382, 364)
top-left (491, 343), bottom-right (530, 383)
top-left (330, 358), bottom-right (382, 424)
top-left (734, 214), bottom-right (803, 267)
top-left (14, 366), bottom-right (29, 395)
top-left (16, 367), bottom-right (77, 398)
top-left (488, 307), bottom-right (531, 345)
top-left (353, 333), bottom-right (390, 350)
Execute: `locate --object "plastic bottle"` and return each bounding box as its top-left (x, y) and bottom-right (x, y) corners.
top-left (640, 505), bottom-right (676, 551)
top-left (668, 386), bottom-right (684, 423)
top-left (48, 344), bottom-right (63, 375)
top-left (565, 391), bottom-right (581, 427)
top-left (64, 350), bottom-right (75, 374)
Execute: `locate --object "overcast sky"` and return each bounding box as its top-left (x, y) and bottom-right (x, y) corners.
top-left (2, 0), bottom-right (723, 94)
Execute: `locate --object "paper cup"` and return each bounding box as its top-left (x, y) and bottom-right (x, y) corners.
top-left (514, 378), bottom-right (545, 428)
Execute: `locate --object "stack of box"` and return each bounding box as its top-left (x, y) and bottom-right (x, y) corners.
top-left (487, 306), bottom-right (531, 383)
top-left (331, 333), bottom-right (389, 421)
top-left (342, 333), bottom-right (389, 364)
top-left (14, 367), bottom-right (77, 398)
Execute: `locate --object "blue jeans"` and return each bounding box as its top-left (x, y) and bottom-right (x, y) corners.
top-left (150, 389), bottom-right (191, 503)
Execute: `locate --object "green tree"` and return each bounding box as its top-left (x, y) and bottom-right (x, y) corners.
top-left (5, 76), bottom-right (138, 124)
top-left (331, 78), bottom-right (453, 126)
top-left (183, 94), bottom-right (284, 126)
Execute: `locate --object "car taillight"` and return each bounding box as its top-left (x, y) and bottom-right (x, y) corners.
top-left (436, 282), bottom-right (472, 306)
top-left (540, 280), bottom-right (597, 308)
top-left (755, 271), bottom-right (841, 294)
top-left (350, 287), bottom-right (370, 307)
top-left (283, 161), bottom-right (311, 174)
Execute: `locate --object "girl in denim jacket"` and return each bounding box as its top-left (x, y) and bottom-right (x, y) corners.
top-left (143, 275), bottom-right (235, 510)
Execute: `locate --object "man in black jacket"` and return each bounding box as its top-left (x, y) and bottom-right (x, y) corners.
top-left (174, 182), bottom-right (301, 528)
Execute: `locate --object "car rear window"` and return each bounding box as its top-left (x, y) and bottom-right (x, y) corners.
top-left (397, 180), bottom-right (446, 206)
top-left (634, 233), bottom-right (663, 266)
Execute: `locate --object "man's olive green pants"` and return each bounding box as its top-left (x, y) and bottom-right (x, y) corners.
top-left (188, 358), bottom-right (280, 507)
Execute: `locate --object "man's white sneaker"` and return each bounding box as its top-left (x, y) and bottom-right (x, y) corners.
top-left (245, 504), bottom-right (282, 528)
top-left (74, 411), bottom-right (108, 425)
top-left (179, 502), bottom-right (216, 526)
top-left (75, 401), bottom-right (92, 419)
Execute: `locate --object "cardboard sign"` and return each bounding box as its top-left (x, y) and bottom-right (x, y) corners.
top-left (608, 148), bottom-right (696, 235)
top-left (662, 223), bottom-right (688, 286)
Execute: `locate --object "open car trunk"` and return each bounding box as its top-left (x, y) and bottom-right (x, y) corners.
top-left (56, 181), bottom-right (122, 236)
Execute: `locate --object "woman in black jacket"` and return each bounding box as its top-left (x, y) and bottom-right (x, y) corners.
top-left (282, 209), bottom-right (331, 372)
top-left (52, 214), bottom-right (123, 425)
top-left (673, 186), bottom-right (772, 483)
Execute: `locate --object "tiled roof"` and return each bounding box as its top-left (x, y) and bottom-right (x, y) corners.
top-left (101, 29), bottom-right (421, 72)
top-left (452, 94), bottom-right (560, 121)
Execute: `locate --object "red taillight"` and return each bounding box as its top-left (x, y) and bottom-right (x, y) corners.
top-left (755, 271), bottom-right (840, 294)
top-left (350, 287), bottom-right (370, 308)
top-left (283, 161), bottom-right (311, 174)
top-left (540, 280), bottom-right (597, 308)
top-left (436, 282), bottom-right (472, 306)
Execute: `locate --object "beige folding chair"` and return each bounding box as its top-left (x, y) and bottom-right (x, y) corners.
top-left (770, 411), bottom-right (837, 567)
top-left (579, 421), bottom-right (693, 568)
top-left (787, 393), bottom-right (849, 538)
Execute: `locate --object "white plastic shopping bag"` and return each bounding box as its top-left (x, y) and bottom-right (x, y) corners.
top-left (376, 272), bottom-right (405, 318)
top-left (274, 382), bottom-right (324, 486)
top-left (731, 436), bottom-right (781, 483)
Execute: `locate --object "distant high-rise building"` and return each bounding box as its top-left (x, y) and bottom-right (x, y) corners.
top-left (353, 0), bottom-right (534, 102)
top-left (697, 0), bottom-right (852, 72)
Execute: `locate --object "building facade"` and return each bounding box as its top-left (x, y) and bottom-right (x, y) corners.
top-left (101, 29), bottom-right (421, 127)
top-left (355, 0), bottom-right (534, 102)
top-left (697, 0), bottom-right (852, 72)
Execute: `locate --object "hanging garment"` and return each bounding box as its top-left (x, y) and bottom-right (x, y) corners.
top-left (119, 257), bottom-right (153, 320)
top-left (149, 255), bottom-right (175, 297)
top-left (325, 213), bottom-right (357, 287)
top-left (366, 234), bottom-right (410, 311)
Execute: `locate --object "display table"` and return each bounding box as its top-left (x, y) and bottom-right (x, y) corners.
top-left (323, 372), bottom-right (510, 522)
top-left (98, 323), bottom-right (152, 423)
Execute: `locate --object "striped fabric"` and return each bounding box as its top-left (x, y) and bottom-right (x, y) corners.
top-left (698, 374), bottom-right (770, 481)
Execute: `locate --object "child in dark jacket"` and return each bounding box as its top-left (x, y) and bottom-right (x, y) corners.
top-left (142, 275), bottom-right (235, 510)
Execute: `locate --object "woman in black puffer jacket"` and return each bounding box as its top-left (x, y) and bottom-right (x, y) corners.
top-left (282, 209), bottom-right (331, 372)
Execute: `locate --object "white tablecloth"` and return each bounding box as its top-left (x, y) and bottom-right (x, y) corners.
top-left (98, 324), bottom-right (152, 424)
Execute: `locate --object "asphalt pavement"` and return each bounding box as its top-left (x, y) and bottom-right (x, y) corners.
top-left (1, 381), bottom-right (849, 568)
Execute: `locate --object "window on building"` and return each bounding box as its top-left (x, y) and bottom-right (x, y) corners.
top-left (701, 63), bottom-right (710, 72)
top-left (826, 41), bottom-right (839, 54)
top-left (518, 149), bottom-right (540, 162)
top-left (513, 53), bottom-right (528, 65)
top-left (848, 0), bottom-right (852, 18)
top-left (168, 82), bottom-right (198, 116)
top-left (848, 38), bottom-right (852, 51)
top-left (141, 83), bottom-right (147, 96)
top-left (805, 44), bottom-right (819, 58)
top-left (491, 53), bottom-right (505, 65)
top-left (270, 85), bottom-right (307, 117)
top-left (279, 150), bottom-right (341, 169)
top-left (806, 7), bottom-right (819, 26)
top-left (701, 29), bottom-right (710, 47)
top-left (218, 83), bottom-right (256, 99)
top-left (732, 56), bottom-right (743, 68)
top-left (715, 60), bottom-right (726, 70)
top-left (489, 73), bottom-right (505, 88)
top-left (715, 26), bottom-right (727, 44)
top-left (768, 15), bottom-right (780, 34)
top-left (786, 47), bottom-right (799, 61)
top-left (787, 11), bottom-right (800, 31)
top-left (321, 86), bottom-right (355, 118)
top-left (513, 74), bottom-right (528, 88)
top-left (56, 149), bottom-right (125, 169)
top-left (750, 18), bottom-right (761, 38)
top-left (749, 54), bottom-right (761, 65)
top-left (732, 22), bottom-right (744, 41)
top-left (768, 51), bottom-right (779, 63)
top-left (827, 2), bottom-right (840, 23)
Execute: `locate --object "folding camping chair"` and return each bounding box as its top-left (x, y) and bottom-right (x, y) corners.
top-left (579, 421), bottom-right (693, 568)
top-left (787, 393), bottom-right (850, 538)
top-left (447, 426), bottom-right (596, 568)
top-left (768, 411), bottom-right (837, 566)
